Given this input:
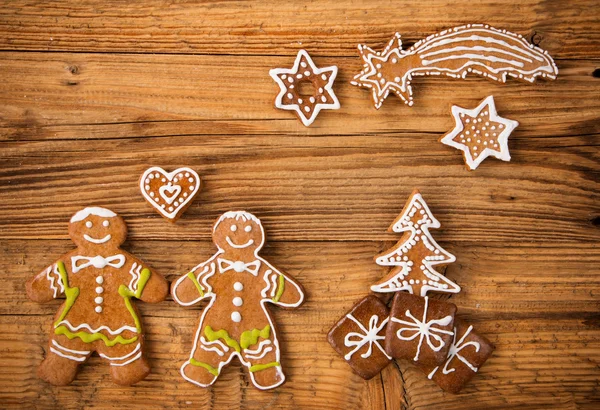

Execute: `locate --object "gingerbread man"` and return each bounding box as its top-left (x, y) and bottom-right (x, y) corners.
top-left (26, 207), bottom-right (168, 385)
top-left (172, 211), bottom-right (304, 390)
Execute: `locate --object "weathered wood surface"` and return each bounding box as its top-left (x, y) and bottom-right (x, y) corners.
top-left (0, 0), bottom-right (599, 409)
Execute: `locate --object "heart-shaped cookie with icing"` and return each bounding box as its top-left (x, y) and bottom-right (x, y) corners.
top-left (139, 167), bottom-right (201, 222)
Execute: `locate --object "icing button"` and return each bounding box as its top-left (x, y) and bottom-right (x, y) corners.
top-left (233, 297), bottom-right (243, 307)
top-left (96, 276), bottom-right (104, 284)
top-left (95, 286), bottom-right (104, 294)
top-left (233, 282), bottom-right (243, 291)
top-left (231, 312), bottom-right (242, 322)
top-left (233, 261), bottom-right (245, 273)
top-left (95, 297), bottom-right (103, 304)
top-left (95, 306), bottom-right (103, 313)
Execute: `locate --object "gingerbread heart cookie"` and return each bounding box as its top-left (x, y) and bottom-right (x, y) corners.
top-left (140, 167), bottom-right (201, 221)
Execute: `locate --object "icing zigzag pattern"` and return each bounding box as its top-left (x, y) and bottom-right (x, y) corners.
top-left (352, 24), bottom-right (558, 108)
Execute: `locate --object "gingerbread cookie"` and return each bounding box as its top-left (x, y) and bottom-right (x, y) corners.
top-left (419, 320), bottom-right (495, 394)
top-left (386, 293), bottom-right (456, 367)
top-left (328, 295), bottom-right (391, 380)
top-left (269, 49), bottom-right (340, 126)
top-left (373, 189), bottom-right (460, 296)
top-left (351, 24), bottom-right (558, 108)
top-left (26, 207), bottom-right (168, 385)
top-left (172, 211), bottom-right (304, 390)
top-left (440, 96), bottom-right (518, 170)
top-left (140, 166), bottom-right (201, 221)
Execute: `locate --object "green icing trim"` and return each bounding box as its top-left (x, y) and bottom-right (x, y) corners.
top-left (186, 271), bottom-right (204, 297)
top-left (189, 358), bottom-right (219, 376)
top-left (118, 268), bottom-right (151, 332)
top-left (272, 274), bottom-right (285, 303)
top-left (53, 261), bottom-right (79, 327)
top-left (55, 325), bottom-right (138, 346)
top-left (204, 326), bottom-right (241, 353)
top-left (240, 325), bottom-right (271, 350)
top-left (249, 361), bottom-right (280, 373)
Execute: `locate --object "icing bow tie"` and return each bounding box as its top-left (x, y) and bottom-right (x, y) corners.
top-left (71, 255), bottom-right (126, 273)
top-left (217, 258), bottom-right (261, 276)
top-left (343, 314), bottom-right (390, 361)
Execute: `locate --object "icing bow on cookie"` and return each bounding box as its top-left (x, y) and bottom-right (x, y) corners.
top-left (344, 314), bottom-right (390, 361)
top-left (71, 255), bottom-right (125, 273)
top-left (217, 258), bottom-right (261, 276)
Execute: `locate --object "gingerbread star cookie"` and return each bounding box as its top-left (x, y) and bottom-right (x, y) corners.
top-left (440, 96), bottom-right (518, 170)
top-left (269, 50), bottom-right (340, 126)
top-left (140, 166), bottom-right (201, 221)
top-left (351, 24), bottom-right (558, 108)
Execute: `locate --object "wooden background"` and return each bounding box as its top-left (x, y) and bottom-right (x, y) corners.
top-left (0, 1), bottom-right (599, 409)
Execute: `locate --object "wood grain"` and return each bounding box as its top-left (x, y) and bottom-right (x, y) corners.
top-left (0, 0), bottom-right (599, 408)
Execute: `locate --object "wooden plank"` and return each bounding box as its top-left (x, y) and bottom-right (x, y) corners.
top-left (0, 133), bottom-right (597, 242)
top-left (0, 54), bottom-right (598, 138)
top-left (0, 1), bottom-right (598, 59)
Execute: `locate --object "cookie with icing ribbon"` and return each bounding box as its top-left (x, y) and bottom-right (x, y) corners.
top-left (172, 211), bottom-right (305, 390)
top-left (140, 166), bottom-right (201, 222)
top-left (26, 207), bottom-right (169, 386)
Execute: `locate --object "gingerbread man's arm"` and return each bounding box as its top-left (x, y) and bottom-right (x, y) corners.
top-left (260, 260), bottom-right (305, 308)
top-left (26, 260), bottom-right (69, 303)
top-left (171, 255), bottom-right (218, 306)
top-left (122, 255), bottom-right (168, 303)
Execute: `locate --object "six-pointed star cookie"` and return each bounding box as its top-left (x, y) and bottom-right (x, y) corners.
top-left (269, 50), bottom-right (340, 126)
top-left (440, 96), bottom-right (519, 170)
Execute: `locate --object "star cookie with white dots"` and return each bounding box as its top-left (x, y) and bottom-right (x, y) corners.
top-left (269, 50), bottom-right (340, 126)
top-left (440, 96), bottom-right (518, 170)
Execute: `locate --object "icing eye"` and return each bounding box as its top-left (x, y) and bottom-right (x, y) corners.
top-left (230, 225), bottom-right (237, 232)
top-left (85, 221), bottom-right (93, 228)
top-left (103, 220), bottom-right (109, 227)
top-left (244, 226), bottom-right (252, 232)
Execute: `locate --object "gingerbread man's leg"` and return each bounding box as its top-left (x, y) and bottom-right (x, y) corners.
top-left (242, 338), bottom-right (285, 390)
top-left (181, 334), bottom-right (233, 387)
top-left (96, 341), bottom-right (150, 385)
top-left (38, 334), bottom-right (90, 385)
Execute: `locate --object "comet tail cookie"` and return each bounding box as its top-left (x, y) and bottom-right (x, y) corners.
top-left (26, 207), bottom-right (168, 385)
top-left (140, 166), bottom-right (201, 221)
top-left (352, 24), bottom-right (558, 108)
top-left (172, 211), bottom-right (305, 390)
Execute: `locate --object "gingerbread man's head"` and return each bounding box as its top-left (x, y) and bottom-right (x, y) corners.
top-left (212, 211), bottom-right (265, 255)
top-left (68, 207), bottom-right (127, 250)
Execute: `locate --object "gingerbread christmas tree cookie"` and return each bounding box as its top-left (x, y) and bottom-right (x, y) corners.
top-left (328, 295), bottom-right (391, 380)
top-left (269, 49), bottom-right (340, 126)
top-left (172, 211), bottom-right (304, 390)
top-left (419, 319), bottom-right (495, 394)
top-left (26, 207), bottom-right (168, 386)
top-left (373, 189), bottom-right (460, 296)
top-left (440, 96), bottom-right (518, 170)
top-left (351, 24), bottom-right (558, 108)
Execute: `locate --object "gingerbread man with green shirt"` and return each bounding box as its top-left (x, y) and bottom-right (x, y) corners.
top-left (26, 207), bottom-right (168, 386)
top-left (172, 211), bottom-right (305, 390)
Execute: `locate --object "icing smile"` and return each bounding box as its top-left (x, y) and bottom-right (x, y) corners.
top-left (226, 236), bottom-right (254, 249)
top-left (84, 234), bottom-right (112, 244)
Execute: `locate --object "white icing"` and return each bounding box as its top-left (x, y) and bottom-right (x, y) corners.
top-left (352, 25), bottom-right (558, 108)
top-left (96, 276), bottom-right (104, 284)
top-left (95, 287), bottom-right (104, 294)
top-left (440, 95), bottom-right (518, 170)
top-left (217, 258), bottom-right (261, 276)
top-left (100, 343), bottom-right (141, 361)
top-left (128, 262), bottom-right (143, 292)
top-left (225, 236), bottom-right (254, 249)
top-left (233, 281), bottom-right (243, 291)
top-left (52, 339), bottom-right (90, 355)
top-left (102, 220), bottom-right (110, 227)
top-left (70, 207), bottom-right (116, 223)
top-left (428, 325), bottom-right (481, 379)
top-left (95, 306), bottom-right (103, 313)
top-left (139, 167), bottom-right (201, 220)
top-left (171, 263), bottom-right (215, 307)
top-left (109, 351), bottom-right (142, 367)
top-left (85, 221), bottom-right (93, 228)
top-left (71, 254), bottom-right (125, 273)
top-left (233, 297), bottom-right (243, 307)
top-left (244, 339), bottom-right (272, 355)
top-left (343, 314), bottom-right (391, 361)
top-left (269, 49), bottom-right (340, 126)
top-left (45, 265), bottom-right (63, 298)
top-left (83, 234), bottom-right (112, 244)
top-left (244, 345), bottom-right (273, 360)
top-left (95, 297), bottom-right (103, 304)
top-left (391, 297), bottom-right (454, 362)
top-left (198, 337), bottom-right (229, 357)
top-left (372, 193), bottom-right (460, 296)
top-left (231, 312), bottom-right (242, 322)
top-left (54, 320), bottom-right (137, 336)
top-left (50, 346), bottom-right (87, 362)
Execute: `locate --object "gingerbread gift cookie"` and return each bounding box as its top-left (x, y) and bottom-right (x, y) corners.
top-left (373, 189), bottom-right (460, 296)
top-left (26, 207), bottom-right (168, 386)
top-left (140, 166), bottom-right (201, 221)
top-left (440, 96), bottom-right (518, 170)
top-left (386, 293), bottom-right (456, 367)
top-left (419, 320), bottom-right (495, 394)
top-left (172, 211), bottom-right (304, 390)
top-left (352, 24), bottom-right (558, 108)
top-left (270, 49), bottom-right (340, 126)
top-left (328, 295), bottom-right (391, 380)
